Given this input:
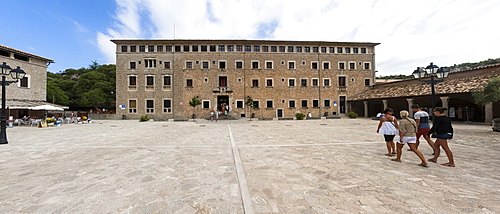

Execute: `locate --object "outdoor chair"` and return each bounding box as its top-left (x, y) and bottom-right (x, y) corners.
top-left (15, 119), bottom-right (28, 126)
top-left (30, 119), bottom-right (42, 127)
top-left (29, 119), bottom-right (36, 127)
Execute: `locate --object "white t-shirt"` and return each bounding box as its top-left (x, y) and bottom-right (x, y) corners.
top-left (414, 111), bottom-right (430, 129)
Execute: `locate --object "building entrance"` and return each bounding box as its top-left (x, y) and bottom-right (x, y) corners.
top-left (217, 95), bottom-right (229, 111)
top-left (277, 109), bottom-right (283, 118)
top-left (340, 96), bottom-right (346, 113)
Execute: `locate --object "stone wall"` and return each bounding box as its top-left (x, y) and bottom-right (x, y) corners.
top-left (88, 114), bottom-right (121, 120)
top-left (0, 49), bottom-right (51, 101)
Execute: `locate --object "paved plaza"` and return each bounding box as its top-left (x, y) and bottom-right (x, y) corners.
top-left (0, 118), bottom-right (499, 213)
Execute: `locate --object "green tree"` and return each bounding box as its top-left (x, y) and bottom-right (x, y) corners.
top-left (46, 81), bottom-right (70, 105)
top-left (449, 58), bottom-right (500, 71)
top-left (473, 77), bottom-right (500, 106)
top-left (89, 60), bottom-right (100, 70)
top-left (245, 96), bottom-right (255, 120)
top-left (71, 62), bottom-right (116, 109)
top-left (81, 88), bottom-right (107, 109)
top-left (46, 61), bottom-right (116, 109)
top-left (188, 96), bottom-right (202, 120)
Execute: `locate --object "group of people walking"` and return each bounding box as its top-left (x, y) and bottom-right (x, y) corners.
top-left (377, 104), bottom-right (455, 167)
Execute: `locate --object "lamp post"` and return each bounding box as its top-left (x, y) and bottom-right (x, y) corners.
top-left (412, 62), bottom-right (449, 114)
top-left (0, 62), bottom-right (27, 144)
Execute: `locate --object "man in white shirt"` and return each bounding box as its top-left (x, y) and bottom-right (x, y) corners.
top-left (411, 104), bottom-right (435, 154)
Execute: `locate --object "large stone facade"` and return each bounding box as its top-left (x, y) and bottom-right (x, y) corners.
top-left (112, 40), bottom-right (379, 120)
top-left (0, 45), bottom-right (53, 101)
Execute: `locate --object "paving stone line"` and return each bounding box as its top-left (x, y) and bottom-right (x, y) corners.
top-left (228, 124), bottom-right (254, 214)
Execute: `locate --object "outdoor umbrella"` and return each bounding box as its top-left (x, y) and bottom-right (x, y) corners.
top-left (30, 105), bottom-right (64, 111)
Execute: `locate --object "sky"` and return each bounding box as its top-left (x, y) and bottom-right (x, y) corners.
top-left (1, 0), bottom-right (499, 76)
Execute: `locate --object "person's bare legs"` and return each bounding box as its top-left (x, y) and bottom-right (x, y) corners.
top-left (423, 135), bottom-right (436, 154)
top-left (385, 141), bottom-right (393, 156)
top-left (391, 143), bottom-right (404, 162)
top-left (438, 139), bottom-right (455, 167)
top-left (429, 140), bottom-right (441, 163)
top-left (414, 137), bottom-right (420, 150)
top-left (390, 141), bottom-right (395, 154)
top-left (408, 143), bottom-right (428, 166)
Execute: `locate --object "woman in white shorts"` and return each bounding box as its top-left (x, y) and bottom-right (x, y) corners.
top-left (391, 110), bottom-right (428, 167)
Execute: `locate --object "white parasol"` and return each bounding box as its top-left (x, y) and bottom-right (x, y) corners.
top-left (30, 104), bottom-right (64, 111)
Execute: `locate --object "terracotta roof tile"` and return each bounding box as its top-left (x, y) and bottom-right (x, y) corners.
top-left (350, 64), bottom-right (500, 101)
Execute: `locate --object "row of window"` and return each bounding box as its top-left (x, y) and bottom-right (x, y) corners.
top-left (130, 60), bottom-right (371, 70)
top-left (121, 45), bottom-right (368, 54)
top-left (128, 98), bottom-right (339, 114)
top-left (128, 75), bottom-right (370, 89)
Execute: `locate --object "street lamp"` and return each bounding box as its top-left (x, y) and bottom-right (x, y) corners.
top-left (412, 62), bottom-right (450, 114)
top-left (0, 62), bottom-right (26, 144)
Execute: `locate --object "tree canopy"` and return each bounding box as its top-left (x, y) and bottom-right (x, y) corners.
top-left (473, 77), bottom-right (500, 106)
top-left (377, 58), bottom-right (500, 79)
top-left (449, 58), bottom-right (500, 71)
top-left (47, 61), bottom-right (116, 109)
top-left (188, 96), bottom-right (202, 108)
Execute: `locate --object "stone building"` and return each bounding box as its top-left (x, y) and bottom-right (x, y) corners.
top-left (112, 39), bottom-right (379, 120)
top-left (349, 63), bottom-right (500, 123)
top-left (0, 45), bottom-right (65, 118)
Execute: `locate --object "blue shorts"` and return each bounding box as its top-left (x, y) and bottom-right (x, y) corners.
top-left (436, 133), bottom-right (452, 140)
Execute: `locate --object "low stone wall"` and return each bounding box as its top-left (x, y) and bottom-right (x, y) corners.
top-left (88, 114), bottom-right (120, 120)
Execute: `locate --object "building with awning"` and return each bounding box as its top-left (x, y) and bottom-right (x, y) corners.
top-left (5, 100), bottom-right (68, 118)
top-left (348, 63), bottom-right (500, 123)
top-left (0, 45), bottom-right (67, 118)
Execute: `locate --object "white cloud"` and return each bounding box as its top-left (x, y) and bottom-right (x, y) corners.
top-left (96, 32), bottom-right (115, 65)
top-left (97, 0), bottom-right (500, 75)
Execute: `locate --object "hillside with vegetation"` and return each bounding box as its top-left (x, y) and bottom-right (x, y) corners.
top-left (47, 61), bottom-right (116, 110)
top-left (377, 58), bottom-right (500, 79)
top-left (448, 58), bottom-right (500, 71)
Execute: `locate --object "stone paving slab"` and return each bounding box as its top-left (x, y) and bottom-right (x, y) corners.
top-left (0, 118), bottom-right (498, 213)
top-left (229, 120), bottom-right (500, 213)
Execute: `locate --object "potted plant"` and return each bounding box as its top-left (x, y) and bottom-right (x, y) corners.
top-left (348, 111), bottom-right (358, 118)
top-left (188, 96), bottom-right (202, 121)
top-left (245, 96), bottom-right (255, 121)
top-left (139, 115), bottom-right (149, 122)
top-left (295, 113), bottom-right (306, 120)
top-left (45, 118), bottom-right (56, 126)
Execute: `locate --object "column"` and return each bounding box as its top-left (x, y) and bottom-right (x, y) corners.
top-left (363, 101), bottom-right (369, 118)
top-left (440, 96), bottom-right (450, 115)
top-left (382, 100), bottom-right (388, 110)
top-left (485, 102), bottom-right (493, 123)
top-left (406, 98), bottom-right (414, 117)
